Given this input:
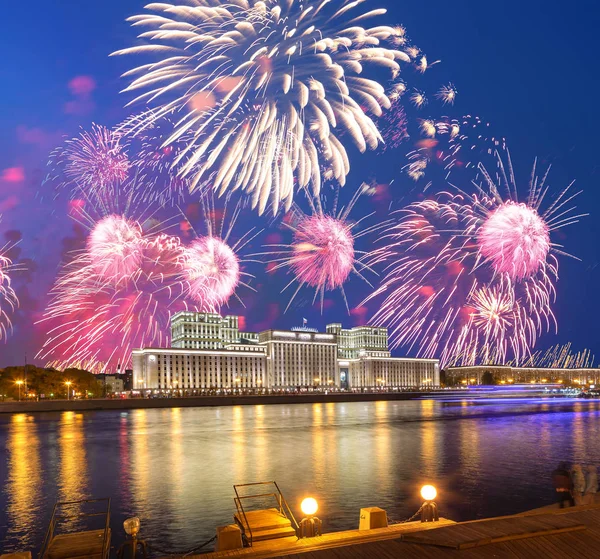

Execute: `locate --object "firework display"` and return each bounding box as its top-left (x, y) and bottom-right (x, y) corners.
top-left (36, 225), bottom-right (193, 373)
top-left (365, 150), bottom-right (584, 366)
top-left (5, 3), bottom-right (589, 373)
top-left (0, 233), bottom-right (19, 342)
top-left (87, 215), bottom-right (144, 284)
top-left (262, 184), bottom-right (380, 312)
top-left (45, 124), bottom-right (130, 200)
top-left (113, 0), bottom-right (421, 214)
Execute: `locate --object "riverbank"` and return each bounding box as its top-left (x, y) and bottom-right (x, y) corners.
top-left (0, 390), bottom-right (449, 413)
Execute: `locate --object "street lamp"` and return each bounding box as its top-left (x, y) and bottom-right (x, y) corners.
top-left (15, 380), bottom-right (24, 401)
top-left (420, 485), bottom-right (439, 523)
top-left (65, 381), bottom-right (73, 400)
top-left (299, 498), bottom-right (322, 538)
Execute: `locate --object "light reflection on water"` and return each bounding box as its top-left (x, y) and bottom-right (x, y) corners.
top-left (2, 398), bottom-right (600, 555)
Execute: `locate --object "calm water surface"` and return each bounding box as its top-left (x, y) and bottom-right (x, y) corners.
top-left (2, 398), bottom-right (600, 555)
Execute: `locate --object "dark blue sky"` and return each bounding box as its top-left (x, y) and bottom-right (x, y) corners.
top-left (1, 0), bottom-right (599, 367)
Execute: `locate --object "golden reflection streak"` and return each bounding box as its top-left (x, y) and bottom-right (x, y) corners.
top-left (253, 405), bottom-right (268, 479)
top-left (58, 412), bottom-right (89, 528)
top-left (170, 408), bottom-right (184, 501)
top-left (311, 404), bottom-right (326, 485)
top-left (374, 401), bottom-right (392, 494)
top-left (420, 400), bottom-right (439, 477)
top-left (6, 414), bottom-right (42, 540)
top-left (232, 406), bottom-right (247, 482)
top-left (130, 409), bottom-right (150, 512)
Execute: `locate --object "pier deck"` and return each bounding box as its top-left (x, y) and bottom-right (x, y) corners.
top-left (190, 503), bottom-right (600, 559)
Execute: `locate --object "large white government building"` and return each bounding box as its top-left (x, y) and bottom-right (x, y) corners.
top-left (132, 312), bottom-right (440, 391)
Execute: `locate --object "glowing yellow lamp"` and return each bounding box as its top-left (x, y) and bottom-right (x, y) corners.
top-left (301, 497), bottom-right (318, 517)
top-left (420, 485), bottom-right (437, 502)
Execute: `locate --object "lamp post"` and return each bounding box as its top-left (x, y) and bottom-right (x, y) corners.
top-left (299, 498), bottom-right (322, 538)
top-left (420, 485), bottom-right (439, 523)
top-left (65, 381), bottom-right (72, 400)
top-left (15, 380), bottom-right (24, 401)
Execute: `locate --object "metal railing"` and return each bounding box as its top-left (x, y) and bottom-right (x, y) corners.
top-left (39, 497), bottom-right (111, 559)
top-left (233, 482), bottom-right (299, 547)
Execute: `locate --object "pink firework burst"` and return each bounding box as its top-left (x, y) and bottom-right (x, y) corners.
top-left (290, 215), bottom-right (355, 290)
top-left (364, 149), bottom-right (584, 366)
top-left (45, 124), bottom-right (130, 201)
top-left (478, 202), bottom-right (550, 281)
top-left (261, 184), bottom-right (381, 312)
top-left (180, 192), bottom-right (260, 312)
top-left (183, 236), bottom-right (240, 311)
top-left (87, 215), bottom-right (144, 284)
top-left (36, 230), bottom-right (196, 373)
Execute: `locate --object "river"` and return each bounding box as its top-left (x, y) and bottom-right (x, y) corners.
top-left (2, 398), bottom-right (600, 556)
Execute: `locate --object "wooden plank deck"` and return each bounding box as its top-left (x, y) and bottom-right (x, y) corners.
top-left (44, 528), bottom-right (110, 559)
top-left (401, 513), bottom-right (585, 549)
top-left (193, 518), bottom-right (456, 559)
top-left (271, 506), bottom-right (600, 559)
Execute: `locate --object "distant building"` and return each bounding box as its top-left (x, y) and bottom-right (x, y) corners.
top-left (132, 313), bottom-right (440, 391)
top-left (96, 374), bottom-right (125, 394)
top-left (445, 365), bottom-right (600, 385)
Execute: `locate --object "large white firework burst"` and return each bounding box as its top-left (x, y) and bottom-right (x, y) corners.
top-left (113, 0), bottom-right (419, 214)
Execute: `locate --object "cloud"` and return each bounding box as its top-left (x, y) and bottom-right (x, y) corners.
top-left (1, 167), bottom-right (25, 183)
top-left (63, 75), bottom-right (97, 116)
top-left (68, 75), bottom-right (96, 97)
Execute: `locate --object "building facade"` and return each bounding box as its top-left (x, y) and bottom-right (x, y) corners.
top-left (446, 365), bottom-right (600, 385)
top-left (133, 314), bottom-right (440, 391)
top-left (170, 312), bottom-right (258, 349)
top-left (132, 346), bottom-right (267, 390)
top-left (259, 329), bottom-right (338, 388)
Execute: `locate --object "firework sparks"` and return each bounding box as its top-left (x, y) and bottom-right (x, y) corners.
top-left (181, 193), bottom-right (260, 312)
top-left (46, 124), bottom-right (130, 200)
top-left (87, 215), bottom-right (144, 284)
top-left (436, 83), bottom-right (457, 105)
top-left (0, 235), bottom-right (19, 342)
top-left (410, 89), bottom-right (427, 108)
top-left (37, 228), bottom-right (193, 373)
top-left (121, 113), bottom-right (196, 206)
top-left (478, 201), bottom-right (550, 281)
top-left (113, 0), bottom-right (419, 214)
top-left (364, 149), bottom-right (585, 366)
top-left (517, 343), bottom-right (596, 369)
top-left (260, 183), bottom-right (381, 312)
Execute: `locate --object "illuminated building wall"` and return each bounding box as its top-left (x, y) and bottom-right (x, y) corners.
top-left (446, 365), bottom-right (600, 385)
top-left (259, 330), bottom-right (339, 388)
top-left (326, 323), bottom-right (389, 359)
top-left (132, 347), bottom-right (267, 390)
top-left (132, 314), bottom-right (441, 390)
top-left (339, 357), bottom-right (440, 389)
top-left (170, 311), bottom-right (258, 349)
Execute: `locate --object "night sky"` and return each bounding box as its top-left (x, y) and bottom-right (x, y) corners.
top-left (1, 0), bottom-right (599, 367)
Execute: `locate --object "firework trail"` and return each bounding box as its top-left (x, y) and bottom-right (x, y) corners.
top-left (364, 149), bottom-right (585, 366)
top-left (0, 230), bottom-right (19, 342)
top-left (120, 112), bottom-right (196, 206)
top-left (113, 0), bottom-right (422, 214)
top-left (37, 229), bottom-right (194, 373)
top-left (36, 189), bottom-right (198, 372)
top-left (45, 124), bottom-right (130, 201)
top-left (404, 115), bottom-right (505, 182)
top-left (260, 183), bottom-right (382, 312)
top-left (516, 343), bottom-right (595, 369)
top-left (180, 193), bottom-right (260, 312)
top-left (87, 215), bottom-right (144, 285)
